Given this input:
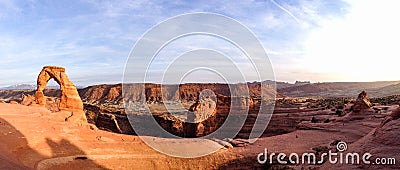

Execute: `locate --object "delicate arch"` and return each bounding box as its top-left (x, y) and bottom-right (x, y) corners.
top-left (35, 66), bottom-right (83, 111)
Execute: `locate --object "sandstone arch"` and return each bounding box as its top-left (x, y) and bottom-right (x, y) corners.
top-left (35, 66), bottom-right (83, 111)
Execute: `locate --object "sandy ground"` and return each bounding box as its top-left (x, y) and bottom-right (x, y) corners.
top-left (0, 103), bottom-right (388, 169)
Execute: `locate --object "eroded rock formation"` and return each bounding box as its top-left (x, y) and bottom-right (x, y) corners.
top-left (353, 91), bottom-right (372, 112)
top-left (33, 66), bottom-right (87, 125)
top-left (185, 98), bottom-right (218, 137)
top-left (35, 66), bottom-right (83, 111)
top-left (20, 94), bottom-right (35, 106)
top-left (187, 99), bottom-right (217, 123)
top-left (380, 105), bottom-right (400, 128)
top-left (79, 83), bottom-right (276, 106)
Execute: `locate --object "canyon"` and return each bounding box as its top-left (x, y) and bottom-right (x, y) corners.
top-left (1, 68), bottom-right (400, 169)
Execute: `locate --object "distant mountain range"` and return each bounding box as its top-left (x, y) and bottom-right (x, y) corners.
top-left (277, 81), bottom-right (400, 98)
top-left (0, 84), bottom-right (36, 90)
top-left (0, 84), bottom-right (67, 90)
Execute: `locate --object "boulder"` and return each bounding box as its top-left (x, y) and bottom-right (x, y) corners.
top-left (20, 94), bottom-right (35, 106)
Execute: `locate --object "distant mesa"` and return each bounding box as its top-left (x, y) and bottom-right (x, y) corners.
top-left (352, 90), bottom-right (372, 112)
top-left (294, 80), bottom-right (310, 85)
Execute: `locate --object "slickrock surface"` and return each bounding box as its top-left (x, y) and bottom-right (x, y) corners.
top-left (1, 102), bottom-right (392, 169)
top-left (0, 103), bottom-right (239, 169)
top-left (322, 108), bottom-right (400, 169)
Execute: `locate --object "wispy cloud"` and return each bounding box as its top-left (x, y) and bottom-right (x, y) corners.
top-left (0, 0), bottom-right (22, 19)
top-left (0, 0), bottom-right (355, 87)
top-left (270, 0), bottom-right (301, 24)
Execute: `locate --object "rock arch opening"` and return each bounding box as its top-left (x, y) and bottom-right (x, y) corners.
top-left (35, 66), bottom-right (83, 111)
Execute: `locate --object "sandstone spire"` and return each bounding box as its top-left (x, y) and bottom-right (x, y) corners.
top-left (352, 91), bottom-right (372, 112)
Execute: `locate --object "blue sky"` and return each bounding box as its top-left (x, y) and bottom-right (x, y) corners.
top-left (0, 0), bottom-right (398, 87)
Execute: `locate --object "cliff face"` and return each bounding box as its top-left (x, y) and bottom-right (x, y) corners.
top-left (1, 82), bottom-right (276, 105)
top-left (1, 82), bottom-right (276, 138)
top-left (79, 82), bottom-right (276, 138)
top-left (79, 84), bottom-right (123, 104)
top-left (79, 82), bottom-right (276, 106)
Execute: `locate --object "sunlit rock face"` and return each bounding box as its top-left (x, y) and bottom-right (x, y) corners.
top-left (353, 91), bottom-right (372, 112)
top-left (35, 66), bottom-right (83, 111)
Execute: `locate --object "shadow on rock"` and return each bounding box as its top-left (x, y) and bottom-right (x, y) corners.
top-left (0, 117), bottom-right (108, 170)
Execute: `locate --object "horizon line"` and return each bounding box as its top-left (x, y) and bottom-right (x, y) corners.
top-left (2, 79), bottom-right (400, 89)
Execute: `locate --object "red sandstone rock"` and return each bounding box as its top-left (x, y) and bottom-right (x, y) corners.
top-left (35, 66), bottom-right (83, 111)
top-left (379, 105), bottom-right (400, 128)
top-left (34, 66), bottom-right (87, 124)
top-left (21, 94), bottom-right (35, 106)
top-left (353, 91), bottom-right (372, 112)
top-left (184, 99), bottom-right (218, 137)
top-left (9, 101), bottom-right (18, 104)
top-left (188, 99), bottom-right (217, 123)
top-left (80, 83), bottom-right (277, 105)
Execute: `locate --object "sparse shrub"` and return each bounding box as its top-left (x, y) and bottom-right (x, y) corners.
top-left (311, 116), bottom-right (318, 123)
top-left (336, 110), bottom-right (343, 116)
top-left (313, 146), bottom-right (330, 154)
top-left (324, 119), bottom-right (330, 123)
top-left (337, 105), bottom-right (344, 110)
top-left (312, 144), bottom-right (331, 164)
top-left (330, 139), bottom-right (342, 146)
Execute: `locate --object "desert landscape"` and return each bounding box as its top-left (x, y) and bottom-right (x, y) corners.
top-left (1, 1), bottom-right (399, 169)
top-left (0, 66), bottom-right (399, 169)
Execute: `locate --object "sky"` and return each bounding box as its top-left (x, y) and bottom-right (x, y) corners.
top-left (0, 0), bottom-right (399, 87)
